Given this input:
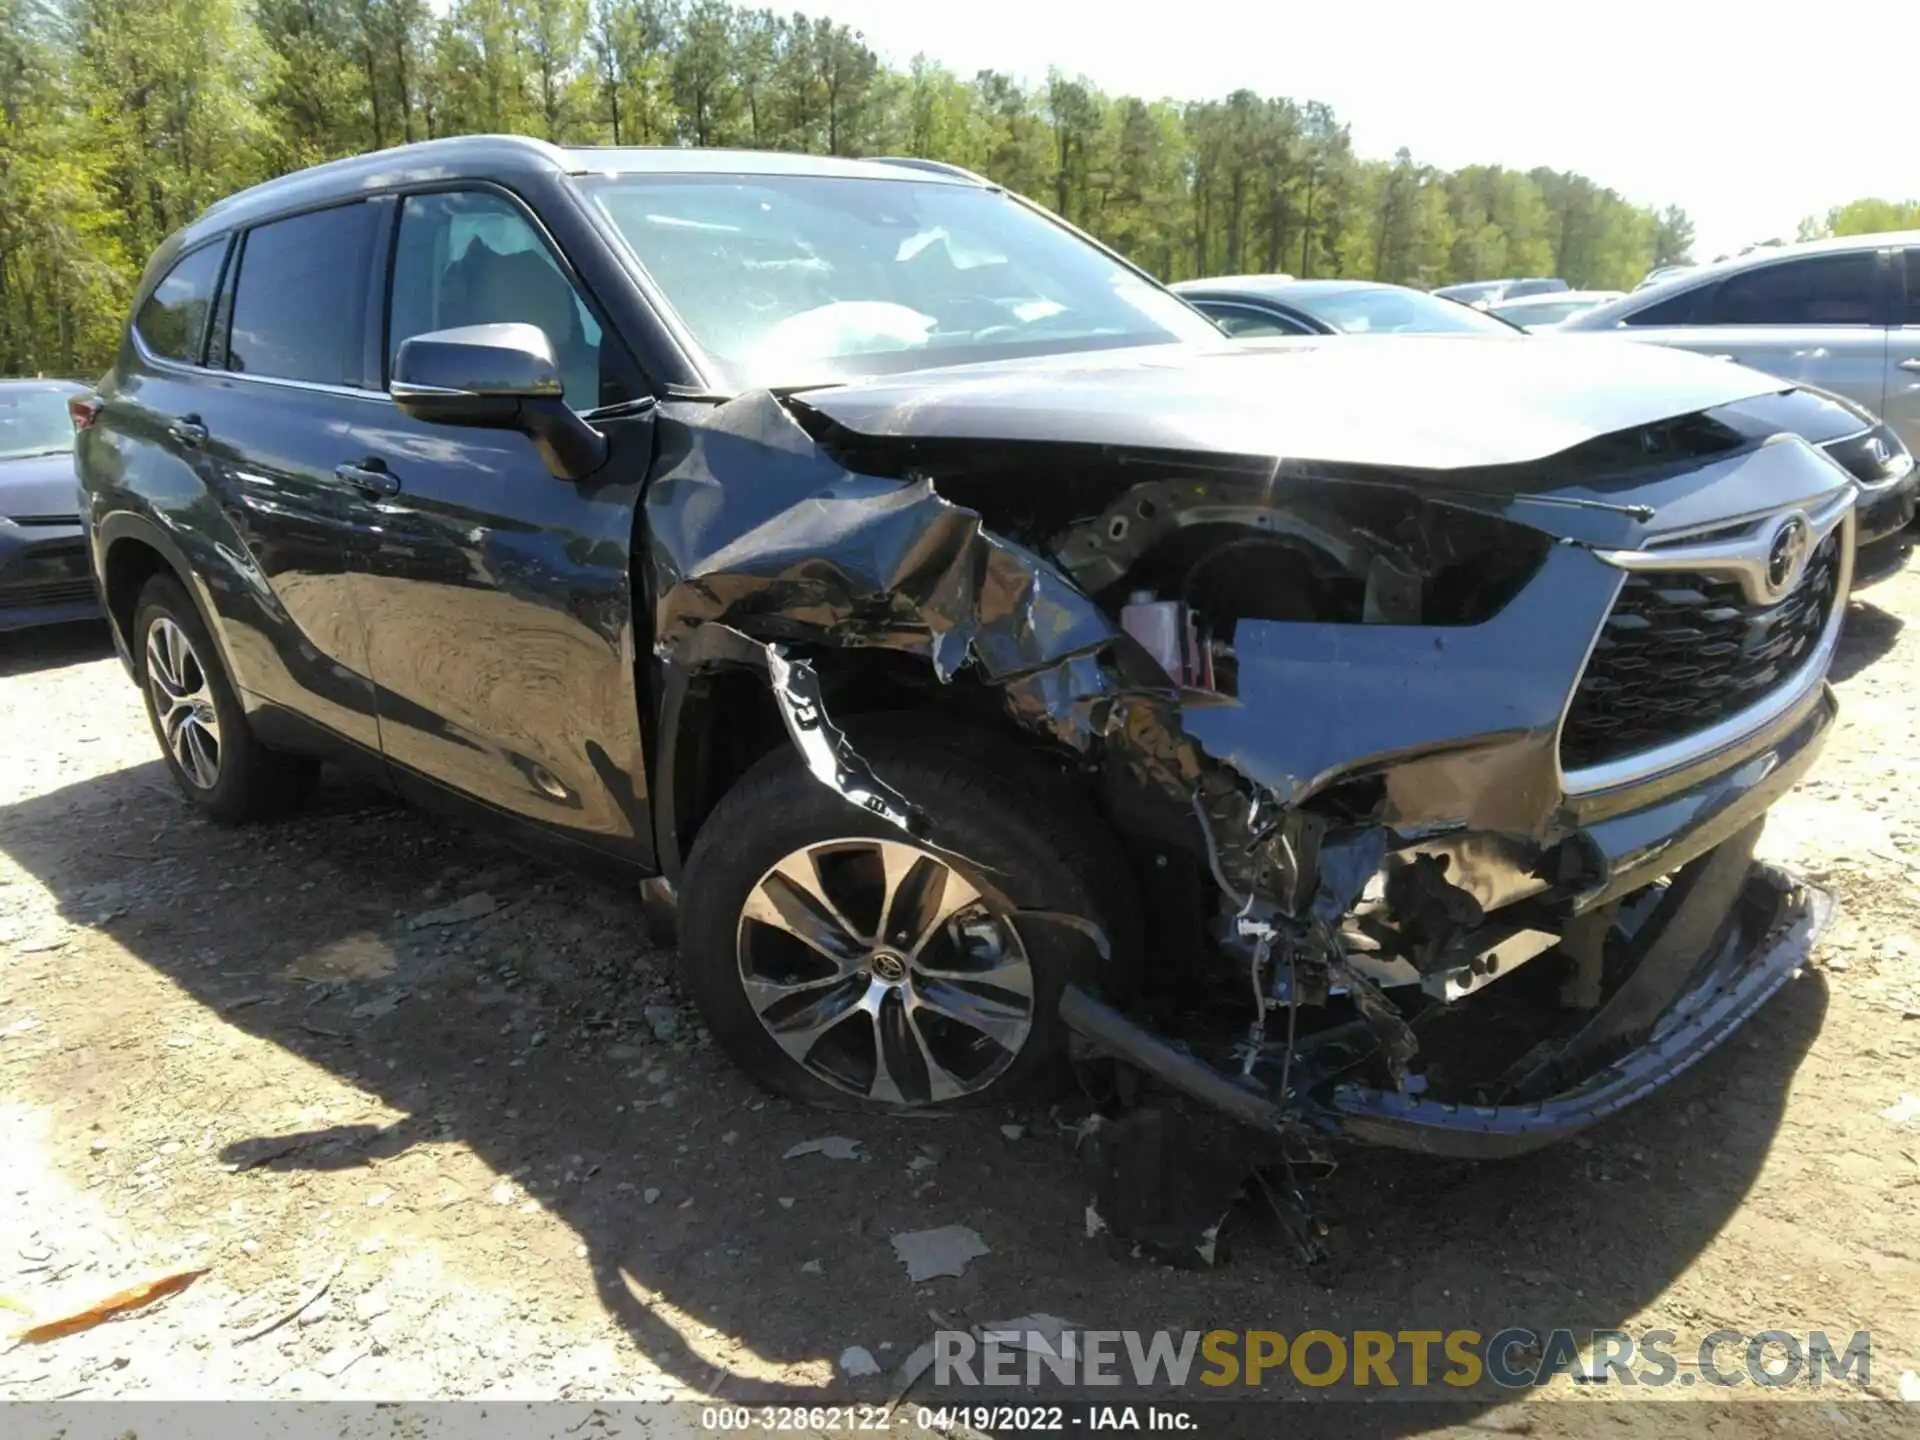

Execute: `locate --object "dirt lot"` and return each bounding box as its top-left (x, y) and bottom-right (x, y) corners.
top-left (3, 565), bottom-right (1920, 1434)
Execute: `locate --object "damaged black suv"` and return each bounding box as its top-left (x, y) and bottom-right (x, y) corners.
top-left (80, 138), bottom-right (1849, 1157)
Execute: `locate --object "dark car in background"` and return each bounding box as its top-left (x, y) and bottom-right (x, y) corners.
top-left (0, 378), bottom-right (98, 631)
top-left (76, 137), bottom-right (1854, 1184)
top-left (1171, 276), bottom-right (1518, 336)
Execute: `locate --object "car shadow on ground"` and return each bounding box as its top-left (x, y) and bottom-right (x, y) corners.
top-left (1833, 599), bottom-right (1904, 684)
top-left (0, 659), bottom-right (1829, 1428)
top-left (0, 618), bottom-right (112, 678)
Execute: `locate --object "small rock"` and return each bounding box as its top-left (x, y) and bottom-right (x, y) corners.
top-left (777, 1196), bottom-right (795, 1209)
top-left (1880, 1094), bottom-right (1920, 1127)
top-left (999, 1124), bottom-right (1025, 1141)
top-left (1898, 1370), bottom-right (1920, 1402)
top-left (801, 1260), bottom-right (823, 1275)
top-left (490, 1181), bottom-right (516, 1205)
top-left (839, 1346), bottom-right (882, 1378)
top-left (643, 1006), bottom-right (680, 1041)
top-left (89, 1138), bottom-right (109, 1153)
top-left (643, 1188), bottom-right (662, 1205)
top-left (721, 1130), bottom-right (738, 1145)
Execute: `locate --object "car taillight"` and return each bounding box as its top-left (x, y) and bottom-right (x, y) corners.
top-left (68, 395), bottom-right (102, 431)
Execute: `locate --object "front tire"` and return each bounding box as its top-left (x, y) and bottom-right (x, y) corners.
top-left (679, 731), bottom-right (1128, 1112)
top-left (133, 573), bottom-right (318, 822)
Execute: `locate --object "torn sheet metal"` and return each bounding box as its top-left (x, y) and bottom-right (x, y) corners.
top-left (645, 391), bottom-right (1312, 915)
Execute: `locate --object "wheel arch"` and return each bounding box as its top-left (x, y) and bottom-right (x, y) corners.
top-left (95, 513), bottom-right (219, 679)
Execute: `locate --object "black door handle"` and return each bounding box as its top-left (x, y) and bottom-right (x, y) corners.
top-left (168, 415), bottom-right (208, 447)
top-left (334, 460), bottom-right (400, 497)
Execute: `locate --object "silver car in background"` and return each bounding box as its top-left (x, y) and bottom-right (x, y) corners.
top-left (1562, 231), bottom-right (1920, 455)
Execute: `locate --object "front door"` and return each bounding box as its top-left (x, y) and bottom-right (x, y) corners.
top-left (346, 187), bottom-right (656, 862)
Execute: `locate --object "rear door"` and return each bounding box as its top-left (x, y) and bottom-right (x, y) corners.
top-left (1889, 248), bottom-right (1920, 451)
top-left (1628, 250), bottom-right (1890, 417)
top-left (192, 200), bottom-right (387, 751)
top-left (348, 186), bottom-right (656, 860)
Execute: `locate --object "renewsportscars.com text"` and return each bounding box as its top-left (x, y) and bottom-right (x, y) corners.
top-left (932, 1326), bottom-right (1873, 1391)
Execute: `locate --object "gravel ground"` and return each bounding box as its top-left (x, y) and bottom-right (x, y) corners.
top-left (2, 566), bottom-right (1919, 1436)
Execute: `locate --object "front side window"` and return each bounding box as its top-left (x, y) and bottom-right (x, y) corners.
top-left (579, 173), bottom-right (1220, 390)
top-left (1711, 252), bottom-right (1879, 326)
top-left (134, 243), bottom-right (226, 363)
top-left (389, 190), bottom-right (625, 412)
top-left (1622, 284), bottom-right (1707, 327)
top-left (227, 204), bottom-right (377, 386)
top-left (1197, 303), bottom-right (1306, 338)
top-left (1904, 249), bottom-right (1920, 326)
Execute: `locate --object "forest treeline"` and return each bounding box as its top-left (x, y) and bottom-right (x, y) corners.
top-left (2, 0), bottom-right (1700, 376)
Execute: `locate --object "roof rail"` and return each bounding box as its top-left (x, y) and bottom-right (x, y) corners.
top-left (868, 156), bottom-right (993, 186)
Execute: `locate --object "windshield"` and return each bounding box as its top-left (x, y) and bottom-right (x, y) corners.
top-left (0, 385), bottom-right (76, 460)
top-left (580, 173), bottom-right (1221, 389)
top-left (1297, 288), bottom-right (1517, 335)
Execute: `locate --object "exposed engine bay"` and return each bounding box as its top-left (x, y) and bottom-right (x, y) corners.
top-left (643, 376), bottom-right (1844, 1249)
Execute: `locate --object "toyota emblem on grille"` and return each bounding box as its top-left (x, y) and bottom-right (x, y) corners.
top-left (1765, 513), bottom-right (1812, 599)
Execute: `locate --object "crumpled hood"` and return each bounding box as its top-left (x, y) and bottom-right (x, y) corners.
top-left (792, 333), bottom-right (1788, 471)
top-left (0, 450), bottom-right (81, 520)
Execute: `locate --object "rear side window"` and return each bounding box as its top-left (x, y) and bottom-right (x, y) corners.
top-left (227, 204), bottom-right (377, 386)
top-left (1710, 252), bottom-right (1880, 326)
top-left (1905, 249), bottom-right (1920, 325)
top-left (134, 244), bottom-right (226, 363)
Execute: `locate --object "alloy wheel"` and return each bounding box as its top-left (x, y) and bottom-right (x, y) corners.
top-left (146, 616), bottom-right (221, 790)
top-left (735, 837), bottom-right (1035, 1105)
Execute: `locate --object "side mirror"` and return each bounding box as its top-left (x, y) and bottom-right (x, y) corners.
top-left (390, 322), bottom-right (607, 482)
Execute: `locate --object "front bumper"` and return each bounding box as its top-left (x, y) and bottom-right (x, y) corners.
top-left (0, 521), bottom-right (99, 631)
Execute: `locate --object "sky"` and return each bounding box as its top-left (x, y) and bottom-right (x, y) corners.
top-left (818, 0), bottom-right (1919, 264)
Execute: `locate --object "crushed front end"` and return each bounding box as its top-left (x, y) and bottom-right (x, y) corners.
top-left (643, 353), bottom-right (1850, 1165)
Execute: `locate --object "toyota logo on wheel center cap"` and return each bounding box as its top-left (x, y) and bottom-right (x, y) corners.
top-left (1765, 514), bottom-right (1811, 599)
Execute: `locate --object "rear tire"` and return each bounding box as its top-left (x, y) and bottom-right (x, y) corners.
top-left (679, 729), bottom-right (1131, 1112)
top-left (133, 573), bottom-right (318, 822)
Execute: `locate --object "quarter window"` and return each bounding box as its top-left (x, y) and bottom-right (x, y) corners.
top-left (1904, 249), bottom-right (1920, 326)
top-left (134, 244), bottom-right (226, 363)
top-left (227, 204), bottom-right (377, 386)
top-left (389, 190), bottom-right (628, 412)
top-left (1710, 252), bottom-right (1879, 326)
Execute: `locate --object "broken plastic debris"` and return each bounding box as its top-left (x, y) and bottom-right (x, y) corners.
top-left (407, 893), bottom-right (497, 929)
top-left (890, 1224), bottom-right (991, 1282)
top-left (1899, 1370), bottom-right (1920, 1402)
top-left (1881, 1094), bottom-right (1920, 1127)
top-left (11, 1266), bottom-right (207, 1343)
top-left (839, 1345), bottom-right (883, 1378)
top-left (783, 1136), bottom-right (864, 1161)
